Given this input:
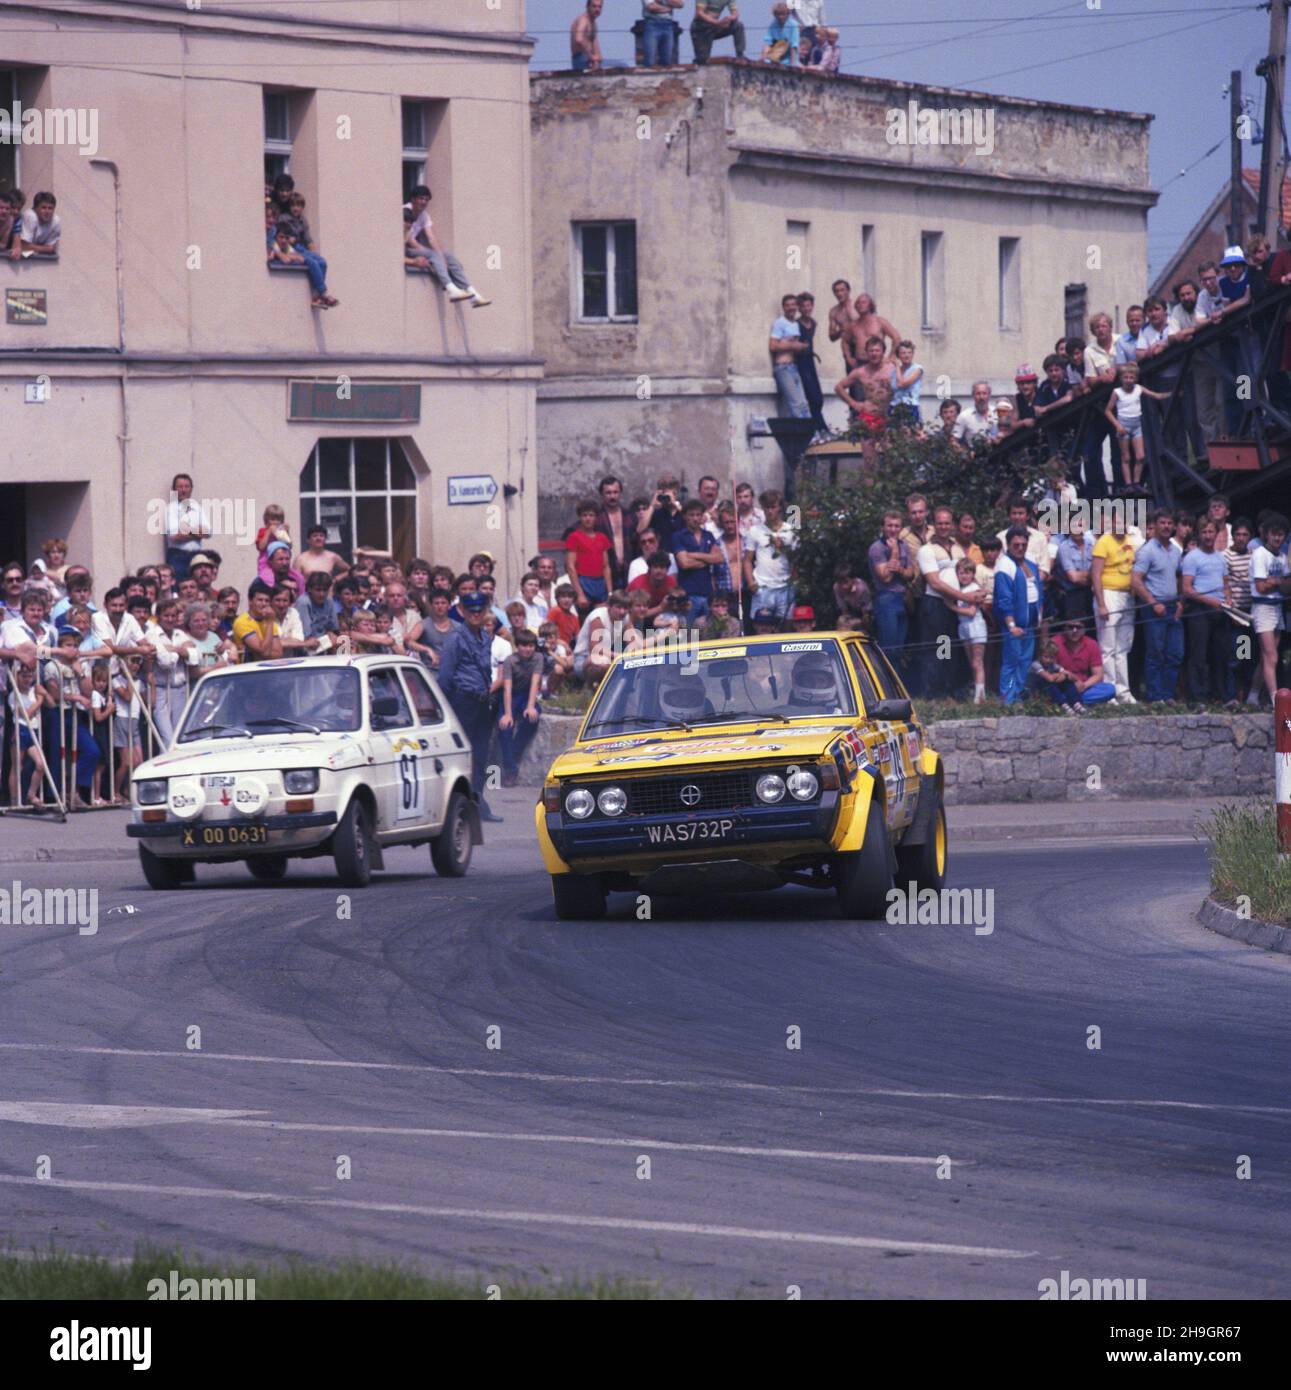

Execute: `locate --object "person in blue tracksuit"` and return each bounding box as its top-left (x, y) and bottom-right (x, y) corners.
top-left (993, 525), bottom-right (1042, 705)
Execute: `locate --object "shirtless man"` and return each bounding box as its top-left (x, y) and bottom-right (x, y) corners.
top-left (845, 293), bottom-right (901, 366)
top-left (834, 335), bottom-right (890, 408)
top-left (827, 278), bottom-right (860, 369)
top-left (297, 524), bottom-right (352, 581)
top-left (570, 0), bottom-right (603, 71)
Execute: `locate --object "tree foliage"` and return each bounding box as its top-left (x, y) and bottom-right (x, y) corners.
top-left (791, 427), bottom-right (1053, 616)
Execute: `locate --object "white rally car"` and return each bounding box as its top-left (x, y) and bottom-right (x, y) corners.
top-left (126, 655), bottom-right (480, 889)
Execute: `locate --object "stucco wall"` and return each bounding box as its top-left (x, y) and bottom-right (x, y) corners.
top-left (530, 62), bottom-right (1156, 535)
top-left (0, 2), bottom-right (538, 590)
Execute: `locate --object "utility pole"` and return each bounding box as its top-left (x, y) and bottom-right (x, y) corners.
top-left (1231, 69), bottom-right (1245, 245)
top-left (1258, 0), bottom-right (1289, 245)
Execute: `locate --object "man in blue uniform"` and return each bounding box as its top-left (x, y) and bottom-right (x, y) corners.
top-left (437, 591), bottom-right (503, 822)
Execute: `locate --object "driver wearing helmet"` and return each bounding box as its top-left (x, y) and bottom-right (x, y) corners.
top-left (656, 675), bottom-right (708, 725)
top-left (789, 656), bottom-right (840, 713)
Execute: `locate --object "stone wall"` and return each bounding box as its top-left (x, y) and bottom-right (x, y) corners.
top-left (515, 712), bottom-right (1273, 804)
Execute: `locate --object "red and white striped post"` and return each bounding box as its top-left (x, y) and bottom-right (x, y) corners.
top-left (1277, 688), bottom-right (1291, 861)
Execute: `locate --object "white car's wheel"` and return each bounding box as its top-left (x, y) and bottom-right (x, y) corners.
top-left (333, 798), bottom-right (373, 888)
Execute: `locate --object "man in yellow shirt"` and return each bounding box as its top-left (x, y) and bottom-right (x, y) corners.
top-left (231, 582), bottom-right (283, 664)
top-left (1090, 518), bottom-right (1138, 703)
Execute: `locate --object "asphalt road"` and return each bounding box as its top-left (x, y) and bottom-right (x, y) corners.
top-left (1, 799), bottom-right (1288, 1298)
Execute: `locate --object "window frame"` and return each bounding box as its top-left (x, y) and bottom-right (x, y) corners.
top-left (572, 219), bottom-right (638, 324)
top-left (299, 438), bottom-right (418, 569)
top-left (920, 230), bottom-right (944, 332)
top-left (263, 90), bottom-right (294, 183)
top-left (401, 99), bottom-right (429, 202)
top-left (368, 667), bottom-right (415, 732)
top-left (400, 664), bottom-right (445, 727)
top-left (998, 236), bottom-right (1021, 332)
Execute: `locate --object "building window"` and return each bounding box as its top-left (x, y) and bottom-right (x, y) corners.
top-left (0, 70), bottom-right (18, 194)
top-left (574, 221), bottom-right (637, 322)
top-left (299, 438), bottom-right (418, 569)
top-left (860, 224), bottom-right (876, 299)
top-left (263, 90), bottom-right (294, 183)
top-left (998, 237), bottom-right (1021, 331)
top-left (401, 100), bottom-right (428, 202)
top-left (786, 219), bottom-right (810, 282)
top-left (920, 231), bottom-right (944, 331)
top-left (1064, 283), bottom-right (1088, 344)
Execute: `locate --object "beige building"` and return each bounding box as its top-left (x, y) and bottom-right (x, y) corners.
top-left (531, 60), bottom-right (1156, 534)
top-left (0, 1), bottom-right (538, 591)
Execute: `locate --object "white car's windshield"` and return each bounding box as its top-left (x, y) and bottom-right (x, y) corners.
top-left (583, 639), bottom-right (856, 737)
top-left (178, 667), bottom-right (362, 742)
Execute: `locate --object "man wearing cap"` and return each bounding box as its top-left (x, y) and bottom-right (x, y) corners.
top-left (1218, 247), bottom-right (1253, 435)
top-left (1012, 364), bottom-right (1039, 427)
top-left (789, 604), bottom-right (816, 633)
top-left (264, 541), bottom-right (306, 598)
top-left (751, 607), bottom-right (781, 634)
top-left (437, 591), bottom-right (502, 822)
top-left (188, 553), bottom-right (218, 604)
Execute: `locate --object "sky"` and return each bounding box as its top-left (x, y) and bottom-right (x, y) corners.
top-left (525, 0), bottom-right (1278, 281)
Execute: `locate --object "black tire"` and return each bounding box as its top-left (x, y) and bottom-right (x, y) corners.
top-left (834, 799), bottom-right (893, 920)
top-left (139, 845), bottom-right (185, 890)
top-left (895, 791), bottom-right (947, 894)
top-left (247, 855), bottom-right (289, 882)
top-left (333, 797), bottom-right (373, 888)
top-left (431, 791), bottom-right (472, 878)
top-left (551, 873), bottom-right (607, 921)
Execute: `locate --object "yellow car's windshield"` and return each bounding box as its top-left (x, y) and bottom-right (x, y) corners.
top-left (582, 639), bottom-right (856, 737)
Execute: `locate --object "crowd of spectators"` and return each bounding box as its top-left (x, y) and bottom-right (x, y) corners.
top-left (570, 1), bottom-right (840, 72)
top-left (767, 234), bottom-right (1291, 505)
top-left (547, 474), bottom-right (1290, 714)
top-left (0, 475), bottom-right (590, 808)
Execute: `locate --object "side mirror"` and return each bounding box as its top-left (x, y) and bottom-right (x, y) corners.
top-left (870, 698), bottom-right (912, 722)
top-left (370, 695), bottom-right (404, 725)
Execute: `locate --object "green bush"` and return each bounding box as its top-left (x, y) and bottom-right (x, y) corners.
top-left (1205, 802), bottom-right (1291, 926)
top-left (792, 427), bottom-right (1052, 616)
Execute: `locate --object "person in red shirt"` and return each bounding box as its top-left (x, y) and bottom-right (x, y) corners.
top-left (627, 552), bottom-right (673, 625)
top-left (546, 582), bottom-right (581, 648)
top-left (565, 500), bottom-right (614, 613)
top-left (1054, 617), bottom-right (1115, 704)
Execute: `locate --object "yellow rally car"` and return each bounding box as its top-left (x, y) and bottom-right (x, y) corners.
top-left (535, 632), bottom-right (946, 920)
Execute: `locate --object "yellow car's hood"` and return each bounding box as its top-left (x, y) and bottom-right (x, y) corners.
top-left (550, 721), bottom-right (857, 777)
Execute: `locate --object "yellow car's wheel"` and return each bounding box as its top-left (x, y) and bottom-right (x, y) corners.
top-left (895, 793), bottom-right (947, 893)
top-left (834, 800), bottom-right (893, 920)
top-left (552, 873), bottom-right (607, 922)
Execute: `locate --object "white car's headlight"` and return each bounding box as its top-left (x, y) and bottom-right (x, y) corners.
top-left (787, 769), bottom-right (819, 801)
top-left (135, 779), bottom-right (168, 806)
top-left (597, 786), bottom-right (627, 817)
top-left (284, 769), bottom-right (320, 795)
top-left (756, 773), bottom-right (786, 804)
top-left (565, 788), bottom-right (595, 819)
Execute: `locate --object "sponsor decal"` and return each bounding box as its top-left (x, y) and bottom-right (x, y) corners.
top-left (583, 735), bottom-right (659, 752)
top-left (623, 655), bottom-right (666, 669)
top-left (699, 646), bottom-right (746, 659)
top-left (779, 641), bottom-right (824, 652)
top-left (906, 730), bottom-right (921, 765)
top-left (597, 738), bottom-right (786, 766)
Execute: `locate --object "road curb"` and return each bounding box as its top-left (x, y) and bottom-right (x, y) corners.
top-left (0, 849), bottom-right (127, 864)
top-left (1196, 895), bottom-right (1291, 955)
top-left (950, 820), bottom-right (1199, 843)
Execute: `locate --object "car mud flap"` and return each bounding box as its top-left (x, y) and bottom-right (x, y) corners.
top-left (638, 859), bottom-right (782, 896)
top-left (902, 759), bottom-right (942, 847)
top-left (466, 797), bottom-right (484, 846)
